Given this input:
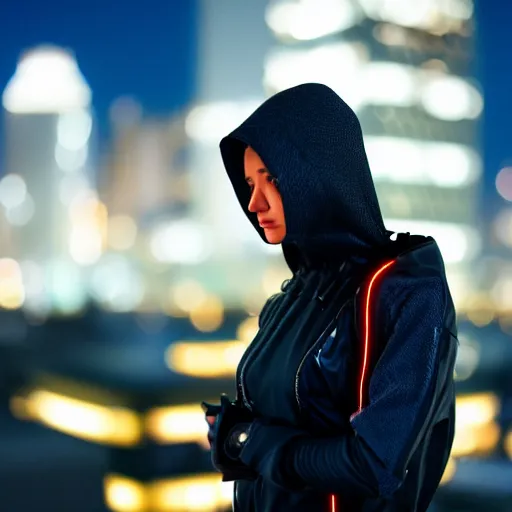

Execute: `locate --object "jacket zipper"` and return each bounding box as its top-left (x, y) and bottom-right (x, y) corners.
top-left (239, 330), bottom-right (270, 412)
top-left (294, 301), bottom-right (350, 512)
top-left (238, 347), bottom-right (254, 411)
top-left (238, 266), bottom-right (303, 412)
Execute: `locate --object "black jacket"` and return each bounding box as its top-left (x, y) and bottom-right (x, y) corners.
top-left (219, 83), bottom-right (458, 512)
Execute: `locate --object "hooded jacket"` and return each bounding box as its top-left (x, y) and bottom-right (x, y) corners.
top-left (219, 83), bottom-right (458, 512)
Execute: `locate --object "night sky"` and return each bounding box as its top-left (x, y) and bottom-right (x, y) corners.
top-left (0, 0), bottom-right (510, 211)
top-left (0, 0), bottom-right (198, 150)
top-left (474, 0), bottom-right (512, 216)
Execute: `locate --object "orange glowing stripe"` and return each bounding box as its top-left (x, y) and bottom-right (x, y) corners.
top-left (329, 259), bottom-right (396, 512)
top-left (358, 260), bottom-right (395, 414)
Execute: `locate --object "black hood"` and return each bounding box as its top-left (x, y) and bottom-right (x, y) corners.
top-left (220, 83), bottom-right (391, 273)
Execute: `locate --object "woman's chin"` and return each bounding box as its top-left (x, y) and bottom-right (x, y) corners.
top-left (264, 230), bottom-right (285, 245)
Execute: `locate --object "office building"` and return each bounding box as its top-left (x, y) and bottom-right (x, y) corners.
top-left (2, 45), bottom-right (99, 314)
top-left (264, 0), bottom-right (483, 308)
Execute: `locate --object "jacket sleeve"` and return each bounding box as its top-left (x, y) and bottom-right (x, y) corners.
top-left (240, 276), bottom-right (450, 498)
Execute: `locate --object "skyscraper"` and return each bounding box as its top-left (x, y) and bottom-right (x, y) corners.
top-left (263, 0), bottom-right (483, 308)
top-left (187, 0), bottom-right (275, 256)
top-left (183, 0), bottom-right (283, 310)
top-left (2, 45), bottom-right (101, 314)
top-left (95, 106), bottom-right (196, 313)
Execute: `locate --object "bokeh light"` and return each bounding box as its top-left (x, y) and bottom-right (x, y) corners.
top-left (496, 166), bottom-right (512, 201)
top-left (0, 2), bottom-right (510, 512)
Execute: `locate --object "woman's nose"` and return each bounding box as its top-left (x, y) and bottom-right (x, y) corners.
top-left (248, 189), bottom-right (269, 213)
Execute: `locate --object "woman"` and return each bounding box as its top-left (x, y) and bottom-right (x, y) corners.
top-left (203, 83), bottom-right (458, 512)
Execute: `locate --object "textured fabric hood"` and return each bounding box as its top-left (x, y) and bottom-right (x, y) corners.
top-left (220, 83), bottom-right (391, 272)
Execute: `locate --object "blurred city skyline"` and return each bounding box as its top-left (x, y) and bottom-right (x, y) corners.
top-left (0, 0), bottom-right (198, 151)
top-left (0, 0), bottom-right (509, 318)
top-left (0, 3), bottom-right (511, 511)
top-left (0, 0), bottom-right (510, 212)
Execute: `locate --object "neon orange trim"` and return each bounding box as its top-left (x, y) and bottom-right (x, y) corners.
top-left (358, 260), bottom-right (395, 413)
top-left (329, 260), bottom-right (395, 512)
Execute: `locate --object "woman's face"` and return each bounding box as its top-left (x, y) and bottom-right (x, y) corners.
top-left (244, 146), bottom-right (286, 244)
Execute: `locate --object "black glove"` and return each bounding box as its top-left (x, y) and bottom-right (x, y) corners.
top-left (202, 394), bottom-right (257, 482)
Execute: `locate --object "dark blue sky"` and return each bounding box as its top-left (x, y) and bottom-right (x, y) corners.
top-left (0, 0), bottom-right (197, 149)
top-left (0, 0), bottom-right (509, 210)
top-left (475, 0), bottom-right (512, 214)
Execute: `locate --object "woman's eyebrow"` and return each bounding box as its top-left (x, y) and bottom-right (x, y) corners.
top-left (245, 168), bottom-right (269, 182)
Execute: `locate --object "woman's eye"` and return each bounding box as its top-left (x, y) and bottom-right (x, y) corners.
top-left (266, 175), bottom-right (277, 185)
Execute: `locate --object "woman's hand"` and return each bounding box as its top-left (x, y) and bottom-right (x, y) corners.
top-left (201, 395), bottom-right (257, 481)
top-left (206, 414), bottom-right (217, 448)
top-left (201, 401), bottom-right (222, 450)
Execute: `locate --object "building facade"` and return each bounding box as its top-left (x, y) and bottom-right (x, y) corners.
top-left (264, 0), bottom-right (483, 308)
